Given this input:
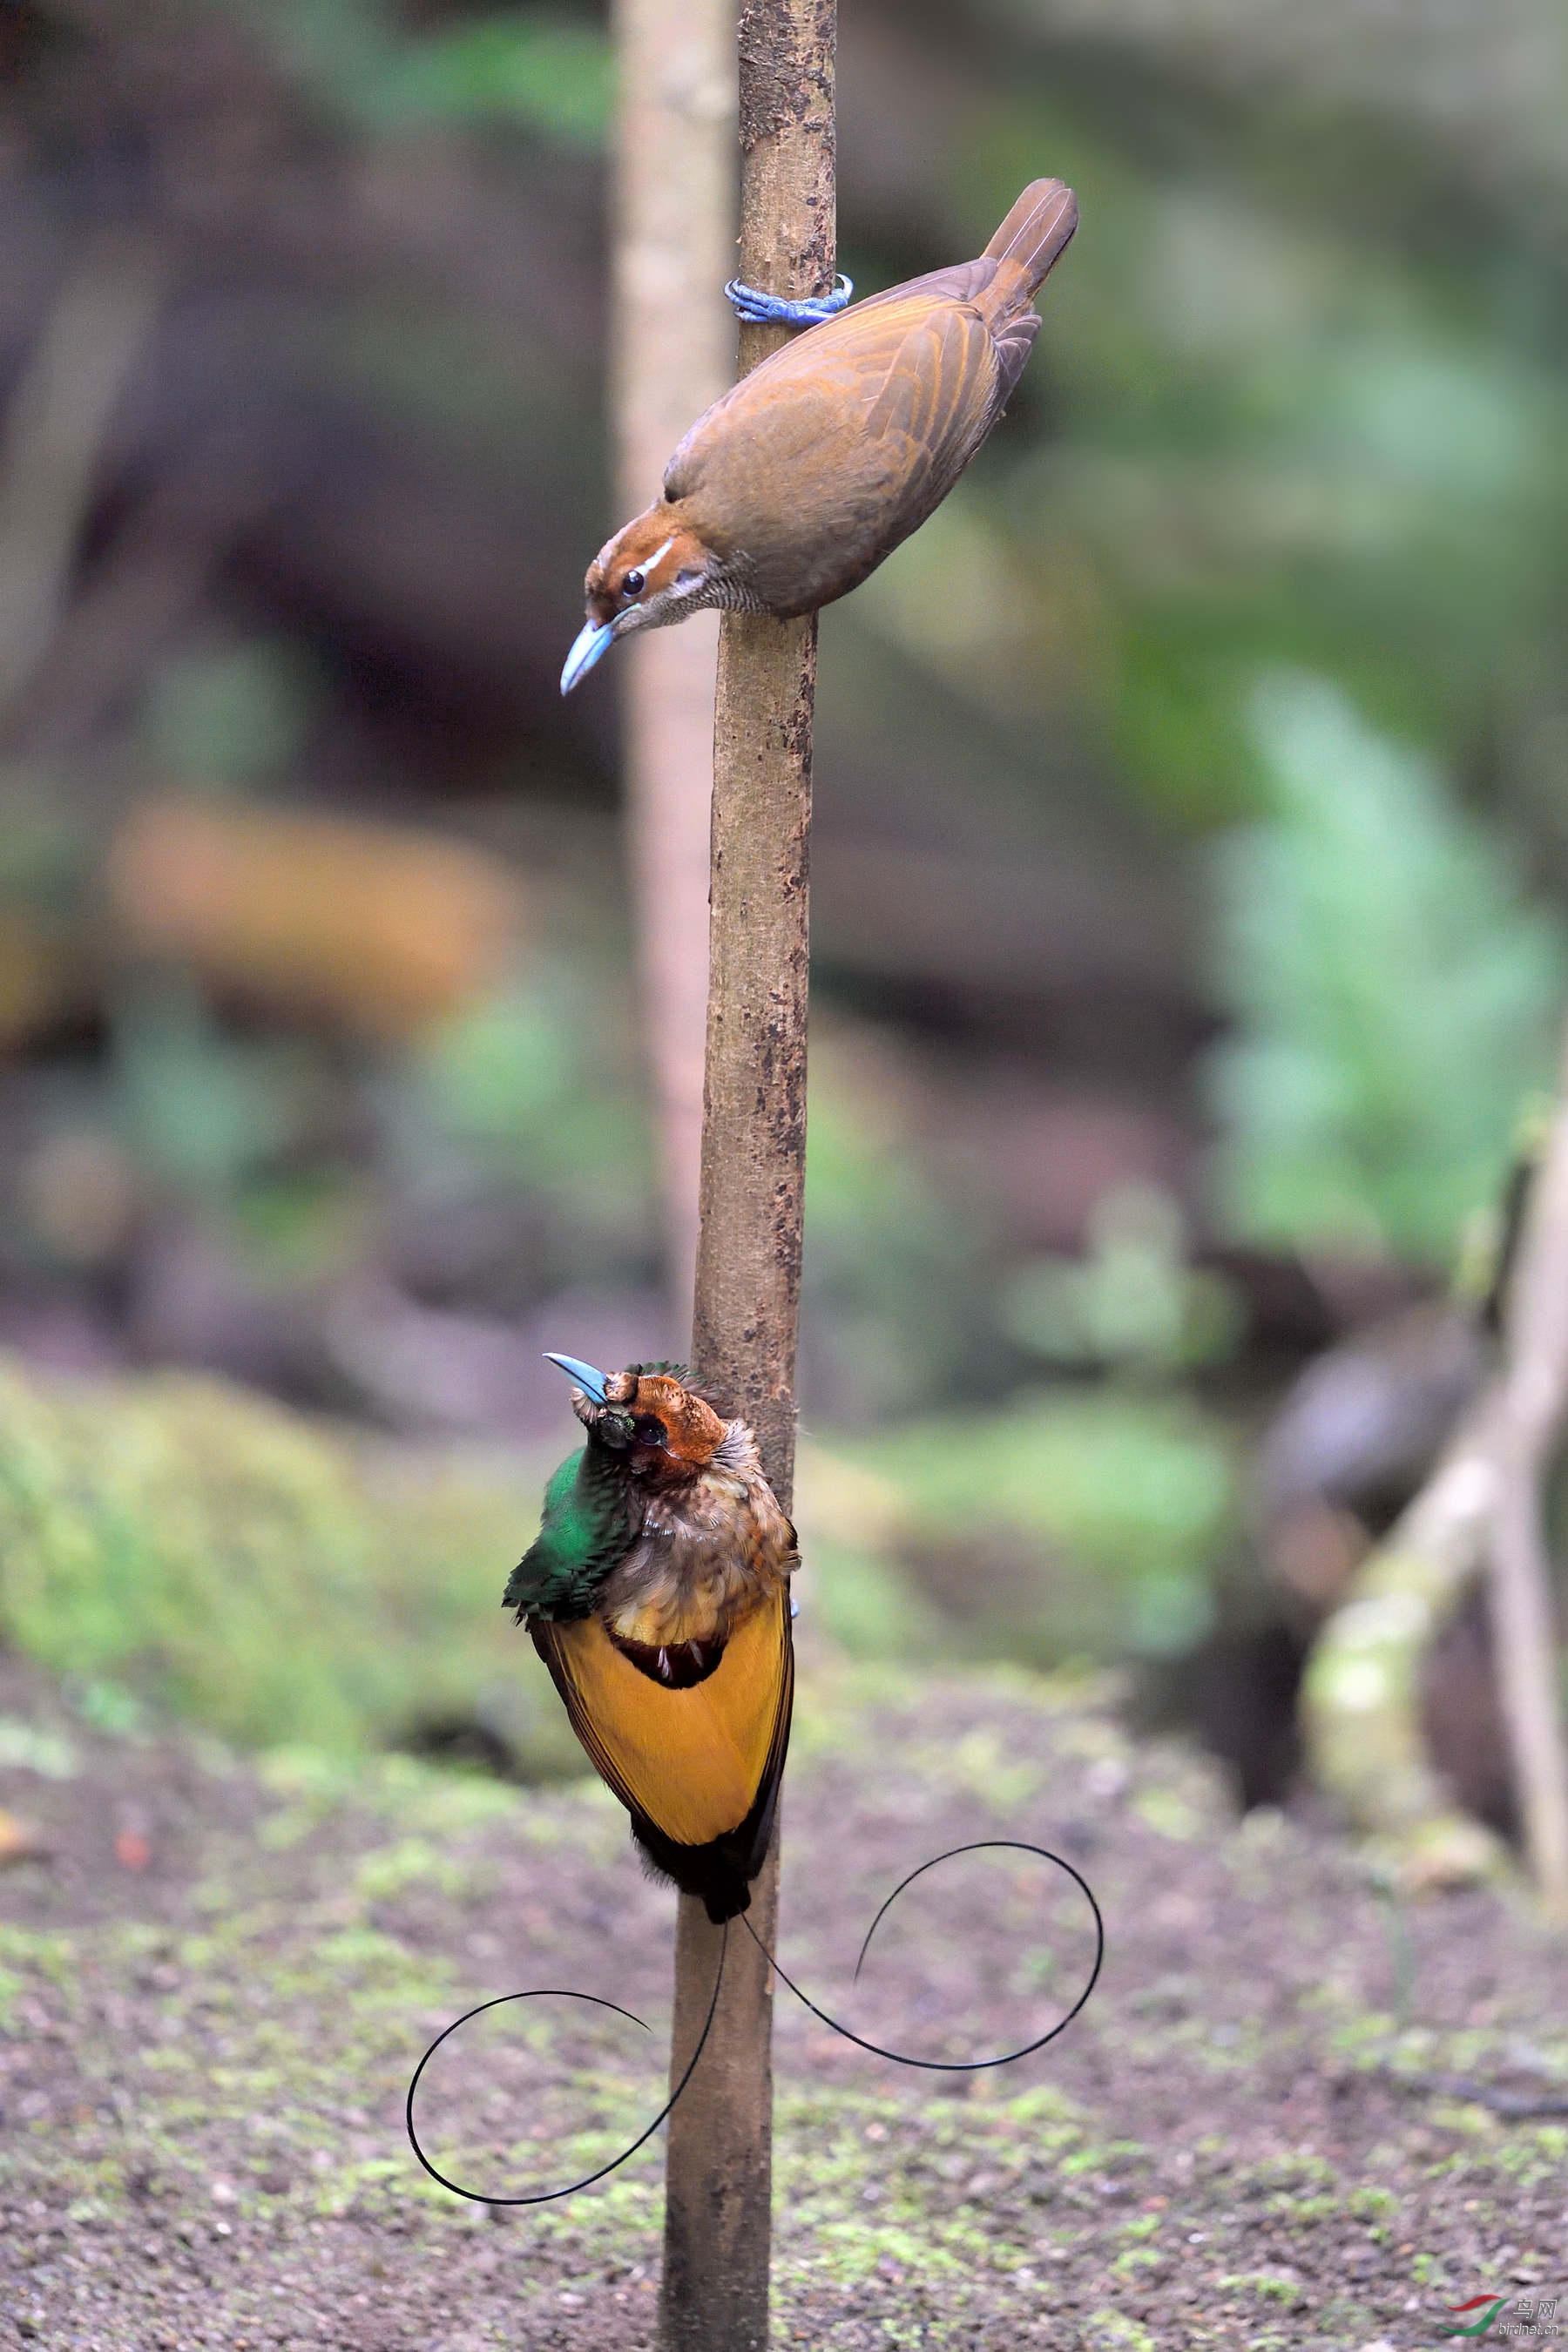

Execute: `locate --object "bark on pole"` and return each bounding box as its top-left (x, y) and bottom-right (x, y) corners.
top-left (611, 0), bottom-right (735, 1320)
top-left (659, 3), bottom-right (835, 2345)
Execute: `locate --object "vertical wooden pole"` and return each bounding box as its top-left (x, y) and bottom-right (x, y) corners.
top-left (659, 4), bottom-right (835, 2346)
top-left (611, 0), bottom-right (735, 1319)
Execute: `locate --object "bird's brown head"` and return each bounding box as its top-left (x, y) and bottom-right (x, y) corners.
top-left (560, 507), bottom-right (716, 694)
top-left (544, 1354), bottom-right (729, 1484)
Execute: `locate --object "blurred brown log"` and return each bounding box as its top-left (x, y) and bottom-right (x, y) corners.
top-left (1258, 1302), bottom-right (1489, 1578)
top-left (105, 795), bottom-right (524, 1036)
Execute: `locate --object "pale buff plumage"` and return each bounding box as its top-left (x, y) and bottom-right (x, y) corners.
top-left (599, 1416), bottom-right (796, 1648)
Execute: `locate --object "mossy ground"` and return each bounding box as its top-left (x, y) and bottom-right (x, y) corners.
top-left (1, 1648), bottom-right (1565, 2349)
top-left (0, 1354), bottom-right (581, 1777)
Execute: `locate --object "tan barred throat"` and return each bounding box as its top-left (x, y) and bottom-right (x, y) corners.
top-left (598, 1464), bottom-right (797, 1680)
top-left (603, 1566), bottom-right (763, 1688)
top-left (603, 1552), bottom-right (769, 1652)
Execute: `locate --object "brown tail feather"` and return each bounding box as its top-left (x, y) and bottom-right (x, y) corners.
top-left (981, 178), bottom-right (1078, 317)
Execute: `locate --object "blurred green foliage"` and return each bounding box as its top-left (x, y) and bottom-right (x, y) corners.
top-left (396, 986), bottom-right (1013, 1409)
top-left (801, 1054), bottom-right (983, 1421)
top-left (804, 1538), bottom-right (948, 1667)
top-left (141, 642), bottom-right (325, 790)
top-left (934, 95), bottom-right (1568, 831)
top-left (1207, 672), bottom-right (1565, 1268)
top-left (367, 14), bottom-right (612, 145)
top-left (75, 972), bottom-right (990, 1407)
top-left (96, 970), bottom-right (660, 1294)
top-left (112, 984), bottom-right (323, 1204)
top-left (411, 979), bottom-right (653, 1252)
top-left (1000, 1182), bottom-right (1240, 1380)
top-left (847, 1390), bottom-right (1235, 1665)
top-left (231, 1), bottom-right (612, 146)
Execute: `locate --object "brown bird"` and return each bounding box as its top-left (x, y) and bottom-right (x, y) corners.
top-left (560, 178), bottom-right (1078, 691)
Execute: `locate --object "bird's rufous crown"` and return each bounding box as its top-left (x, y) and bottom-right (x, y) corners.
top-left (601, 1367), bottom-right (727, 1468)
top-left (585, 509), bottom-right (708, 628)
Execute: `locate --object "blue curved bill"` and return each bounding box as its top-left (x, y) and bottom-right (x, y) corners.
top-left (560, 618), bottom-right (615, 696)
top-left (543, 1352), bottom-right (609, 1404)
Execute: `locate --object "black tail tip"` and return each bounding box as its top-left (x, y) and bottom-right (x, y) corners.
top-left (632, 1821), bottom-right (754, 1922)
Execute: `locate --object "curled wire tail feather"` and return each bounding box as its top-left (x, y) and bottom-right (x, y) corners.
top-left (404, 1924), bottom-right (728, 2207)
top-left (405, 1840), bottom-right (1103, 2207)
top-left (748, 1839), bottom-right (1104, 2072)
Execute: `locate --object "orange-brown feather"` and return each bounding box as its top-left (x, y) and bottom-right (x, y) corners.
top-left (533, 1587), bottom-right (793, 1848)
top-left (626, 1371), bottom-right (727, 1470)
top-left (655, 283), bottom-right (1012, 614)
top-left (585, 517), bottom-right (709, 627)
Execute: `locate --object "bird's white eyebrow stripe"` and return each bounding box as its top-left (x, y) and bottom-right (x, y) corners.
top-left (641, 535), bottom-right (676, 575)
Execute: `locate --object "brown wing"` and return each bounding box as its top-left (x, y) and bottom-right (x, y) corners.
top-left (530, 1587), bottom-right (793, 1850)
top-left (666, 292), bottom-right (1000, 612)
top-left (858, 299), bottom-right (1001, 525)
top-left (991, 310), bottom-right (1041, 416)
top-left (844, 257), bottom-right (998, 315)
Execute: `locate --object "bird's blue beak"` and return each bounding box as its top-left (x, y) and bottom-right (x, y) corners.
top-left (560, 618), bottom-right (616, 696)
top-left (543, 1352), bottom-right (610, 1404)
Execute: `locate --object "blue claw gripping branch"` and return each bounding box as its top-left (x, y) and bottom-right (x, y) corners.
top-left (723, 274), bottom-right (853, 326)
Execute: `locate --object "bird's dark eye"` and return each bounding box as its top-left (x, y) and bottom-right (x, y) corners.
top-left (632, 1415), bottom-right (666, 1446)
top-left (621, 569), bottom-right (645, 600)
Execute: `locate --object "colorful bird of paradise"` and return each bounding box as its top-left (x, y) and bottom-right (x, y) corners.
top-left (504, 1355), bottom-right (796, 1922)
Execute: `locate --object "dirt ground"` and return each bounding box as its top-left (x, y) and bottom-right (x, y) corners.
top-left (1, 1646), bottom-right (1565, 2351)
